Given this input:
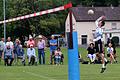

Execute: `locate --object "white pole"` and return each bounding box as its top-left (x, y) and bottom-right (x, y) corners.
top-left (3, 0), bottom-right (6, 42)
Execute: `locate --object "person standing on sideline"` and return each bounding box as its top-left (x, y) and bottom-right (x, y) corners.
top-left (0, 38), bottom-right (5, 63)
top-left (27, 36), bottom-right (35, 48)
top-left (49, 35), bottom-right (57, 64)
top-left (6, 37), bottom-right (14, 49)
top-left (37, 35), bottom-right (46, 64)
top-left (14, 39), bottom-right (21, 64)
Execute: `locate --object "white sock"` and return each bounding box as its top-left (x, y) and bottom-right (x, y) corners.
top-left (104, 58), bottom-right (107, 62)
top-left (102, 64), bottom-right (105, 68)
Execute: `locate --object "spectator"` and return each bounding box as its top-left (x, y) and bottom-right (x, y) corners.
top-left (27, 44), bottom-right (37, 65)
top-left (54, 47), bottom-right (62, 65)
top-left (17, 45), bottom-right (25, 66)
top-left (0, 38), bottom-right (5, 63)
top-left (2, 44), bottom-right (14, 66)
top-left (14, 39), bottom-right (21, 64)
top-left (49, 35), bottom-right (57, 64)
top-left (107, 43), bottom-right (116, 64)
top-left (107, 38), bottom-right (117, 63)
top-left (27, 36), bottom-right (35, 48)
top-left (6, 37), bottom-right (14, 49)
top-left (87, 43), bottom-right (96, 64)
top-left (37, 35), bottom-right (46, 64)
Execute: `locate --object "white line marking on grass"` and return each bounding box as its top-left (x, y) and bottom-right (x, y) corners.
top-left (81, 76), bottom-right (120, 79)
top-left (25, 71), bottom-right (57, 80)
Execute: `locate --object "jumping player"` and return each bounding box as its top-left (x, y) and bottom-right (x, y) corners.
top-left (92, 16), bottom-right (108, 73)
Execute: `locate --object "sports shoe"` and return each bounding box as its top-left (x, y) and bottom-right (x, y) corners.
top-left (105, 61), bottom-right (109, 66)
top-left (100, 68), bottom-right (106, 73)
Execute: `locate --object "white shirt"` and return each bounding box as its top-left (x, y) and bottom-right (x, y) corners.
top-left (27, 48), bottom-right (36, 56)
top-left (93, 27), bottom-right (103, 41)
top-left (6, 41), bottom-right (14, 49)
top-left (0, 41), bottom-right (5, 51)
top-left (54, 50), bottom-right (62, 56)
top-left (93, 16), bottom-right (103, 41)
top-left (107, 47), bottom-right (113, 54)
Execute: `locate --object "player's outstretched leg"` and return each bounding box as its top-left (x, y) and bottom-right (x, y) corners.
top-left (100, 54), bottom-right (108, 73)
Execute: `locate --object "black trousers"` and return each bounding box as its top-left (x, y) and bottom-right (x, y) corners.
top-left (95, 39), bottom-right (103, 53)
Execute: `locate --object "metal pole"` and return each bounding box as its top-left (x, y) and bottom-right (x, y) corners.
top-left (3, 0), bottom-right (6, 43)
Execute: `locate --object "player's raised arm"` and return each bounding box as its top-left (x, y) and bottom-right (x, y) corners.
top-left (95, 16), bottom-right (106, 27)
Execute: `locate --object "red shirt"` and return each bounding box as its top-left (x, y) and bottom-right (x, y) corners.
top-left (27, 40), bottom-right (35, 47)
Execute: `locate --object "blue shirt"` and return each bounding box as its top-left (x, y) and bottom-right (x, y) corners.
top-left (14, 43), bottom-right (20, 55)
top-left (18, 48), bottom-right (24, 56)
top-left (49, 39), bottom-right (57, 51)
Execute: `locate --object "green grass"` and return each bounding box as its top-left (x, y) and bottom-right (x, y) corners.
top-left (0, 47), bottom-right (120, 80)
top-left (0, 65), bottom-right (68, 80)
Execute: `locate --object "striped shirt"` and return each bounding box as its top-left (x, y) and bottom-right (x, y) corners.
top-left (93, 27), bottom-right (103, 41)
top-left (37, 40), bottom-right (45, 49)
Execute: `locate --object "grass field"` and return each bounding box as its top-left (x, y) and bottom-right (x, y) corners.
top-left (0, 47), bottom-right (120, 80)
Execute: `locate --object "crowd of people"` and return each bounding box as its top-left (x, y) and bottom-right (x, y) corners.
top-left (0, 35), bottom-right (64, 66)
top-left (87, 40), bottom-right (117, 64)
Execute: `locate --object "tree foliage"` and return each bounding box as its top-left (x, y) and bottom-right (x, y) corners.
top-left (0, 0), bottom-right (119, 40)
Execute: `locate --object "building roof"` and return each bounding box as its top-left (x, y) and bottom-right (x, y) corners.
top-left (71, 6), bottom-right (120, 21)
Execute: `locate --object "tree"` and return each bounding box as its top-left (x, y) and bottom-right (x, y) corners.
top-left (105, 0), bottom-right (120, 6)
top-left (0, 0), bottom-right (120, 40)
